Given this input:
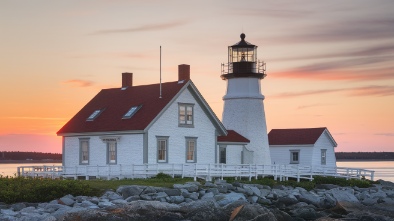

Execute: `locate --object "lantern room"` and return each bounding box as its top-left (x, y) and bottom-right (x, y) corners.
top-left (221, 33), bottom-right (266, 80)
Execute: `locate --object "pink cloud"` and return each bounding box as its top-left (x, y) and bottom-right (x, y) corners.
top-left (63, 79), bottom-right (94, 87)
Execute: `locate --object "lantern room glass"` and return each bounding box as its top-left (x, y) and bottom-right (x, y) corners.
top-left (228, 47), bottom-right (257, 63)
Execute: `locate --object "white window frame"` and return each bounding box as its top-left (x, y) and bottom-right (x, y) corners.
top-left (79, 138), bottom-right (90, 165)
top-left (157, 136), bottom-right (169, 163)
top-left (107, 142), bottom-right (117, 164)
top-left (122, 105), bottom-right (142, 119)
top-left (321, 149), bottom-right (327, 165)
top-left (290, 150), bottom-right (300, 164)
top-left (86, 109), bottom-right (103, 121)
top-left (178, 103), bottom-right (194, 127)
top-left (185, 137), bottom-right (197, 163)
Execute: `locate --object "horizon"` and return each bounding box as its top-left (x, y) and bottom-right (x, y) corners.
top-left (1, 1), bottom-right (393, 153)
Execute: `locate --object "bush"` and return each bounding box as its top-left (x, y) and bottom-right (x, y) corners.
top-left (154, 172), bottom-right (173, 179)
top-left (313, 176), bottom-right (372, 188)
top-left (0, 176), bottom-right (99, 204)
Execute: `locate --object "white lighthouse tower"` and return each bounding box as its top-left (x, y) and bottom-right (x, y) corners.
top-left (221, 33), bottom-right (271, 165)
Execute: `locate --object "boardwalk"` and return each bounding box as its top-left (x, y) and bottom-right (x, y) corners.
top-left (17, 164), bottom-right (375, 182)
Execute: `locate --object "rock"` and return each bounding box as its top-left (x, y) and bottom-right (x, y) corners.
top-left (207, 188), bottom-right (220, 195)
top-left (163, 188), bottom-right (181, 196)
top-left (201, 191), bottom-right (214, 200)
top-left (102, 191), bottom-right (123, 201)
top-left (248, 196), bottom-right (258, 203)
top-left (328, 188), bottom-right (359, 203)
top-left (215, 192), bottom-right (247, 207)
top-left (259, 188), bottom-right (271, 197)
top-left (141, 186), bottom-right (157, 195)
top-left (11, 202), bottom-right (26, 211)
top-left (257, 197), bottom-right (272, 205)
top-left (118, 185), bottom-right (143, 199)
top-left (111, 199), bottom-right (127, 205)
top-left (98, 201), bottom-right (115, 208)
top-left (59, 196), bottom-right (75, 206)
top-left (204, 182), bottom-right (217, 188)
top-left (125, 195), bottom-right (140, 202)
top-left (278, 194), bottom-right (298, 206)
top-left (189, 192), bottom-right (199, 200)
top-left (319, 193), bottom-right (337, 209)
top-left (217, 185), bottom-right (228, 193)
top-left (290, 206), bottom-right (320, 220)
top-left (173, 183), bottom-right (199, 192)
top-left (181, 199), bottom-right (225, 221)
top-left (296, 190), bottom-right (322, 207)
top-left (80, 200), bottom-right (98, 208)
top-left (316, 184), bottom-right (340, 190)
top-left (1, 209), bottom-right (18, 216)
top-left (269, 208), bottom-right (293, 221)
top-left (243, 185), bottom-right (261, 196)
top-left (361, 198), bottom-right (377, 206)
top-left (168, 196), bottom-right (185, 204)
top-left (232, 203), bottom-right (277, 221)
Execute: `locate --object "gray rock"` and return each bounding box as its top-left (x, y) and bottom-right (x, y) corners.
top-left (207, 188), bottom-right (219, 195)
top-left (316, 184), bottom-right (340, 190)
top-left (319, 193), bottom-right (337, 209)
top-left (232, 203), bottom-right (277, 221)
top-left (1, 209), bottom-right (18, 216)
top-left (329, 188), bottom-right (359, 203)
top-left (141, 186), bottom-right (157, 195)
top-left (291, 206), bottom-right (320, 220)
top-left (244, 185), bottom-right (261, 196)
top-left (125, 195), bottom-right (140, 202)
top-left (168, 196), bottom-right (185, 204)
top-left (111, 199), bottom-right (127, 205)
top-left (204, 182), bottom-right (217, 188)
top-left (259, 188), bottom-right (271, 197)
top-left (278, 194), bottom-right (299, 206)
top-left (362, 198), bottom-right (377, 206)
top-left (163, 188), bottom-right (181, 196)
top-left (217, 185), bottom-right (228, 193)
top-left (98, 201), bottom-right (115, 208)
top-left (296, 190), bottom-right (322, 207)
top-left (102, 191), bottom-right (123, 201)
top-left (181, 199), bottom-right (225, 221)
top-left (59, 196), bottom-right (75, 206)
top-left (11, 202), bottom-right (26, 211)
top-left (248, 196), bottom-right (258, 203)
top-left (273, 184), bottom-right (287, 190)
top-left (201, 191), bottom-right (214, 200)
top-left (257, 197), bottom-right (272, 205)
top-left (181, 189), bottom-right (191, 198)
top-left (140, 193), bottom-right (154, 200)
top-left (173, 183), bottom-right (199, 192)
top-left (215, 192), bottom-right (247, 207)
top-left (189, 192), bottom-right (199, 200)
top-left (80, 200), bottom-right (97, 208)
top-left (118, 185), bottom-right (143, 199)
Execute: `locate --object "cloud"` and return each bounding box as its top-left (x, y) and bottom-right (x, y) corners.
top-left (271, 85), bottom-right (394, 98)
top-left (271, 44), bottom-right (394, 62)
top-left (297, 103), bottom-right (330, 110)
top-left (374, 133), bottom-right (394, 137)
top-left (346, 86), bottom-right (394, 97)
top-left (232, 8), bottom-right (313, 19)
top-left (268, 17), bottom-right (394, 43)
top-left (89, 21), bottom-right (187, 35)
top-left (63, 79), bottom-right (94, 87)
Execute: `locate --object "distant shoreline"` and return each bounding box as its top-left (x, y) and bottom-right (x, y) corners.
top-left (337, 159), bottom-right (394, 162)
top-left (0, 160), bottom-right (62, 164)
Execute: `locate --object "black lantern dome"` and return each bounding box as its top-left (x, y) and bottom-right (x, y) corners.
top-left (221, 33), bottom-right (266, 80)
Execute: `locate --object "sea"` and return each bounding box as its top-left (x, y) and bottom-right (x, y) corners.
top-left (0, 161), bottom-right (393, 182)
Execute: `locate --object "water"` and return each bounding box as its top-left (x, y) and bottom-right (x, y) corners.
top-left (0, 163), bottom-right (62, 177)
top-left (1, 161), bottom-right (393, 182)
top-left (337, 161), bottom-right (394, 182)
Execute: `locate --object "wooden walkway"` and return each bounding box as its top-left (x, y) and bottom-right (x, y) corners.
top-left (17, 164), bottom-right (375, 182)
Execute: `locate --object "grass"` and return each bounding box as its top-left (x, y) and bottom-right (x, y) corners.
top-left (0, 173), bottom-right (375, 204)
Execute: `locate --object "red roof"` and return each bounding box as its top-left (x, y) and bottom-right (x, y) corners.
top-left (57, 81), bottom-right (188, 134)
top-left (217, 130), bottom-right (250, 143)
top-left (268, 127), bottom-right (329, 145)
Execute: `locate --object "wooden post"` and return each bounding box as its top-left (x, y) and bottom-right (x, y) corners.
top-left (371, 171), bottom-right (375, 181)
top-left (182, 164), bottom-right (185, 178)
top-left (194, 164), bottom-right (197, 181)
top-left (131, 164), bottom-right (134, 179)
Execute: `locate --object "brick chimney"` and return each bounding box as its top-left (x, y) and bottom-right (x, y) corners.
top-left (122, 72), bottom-right (133, 88)
top-left (178, 64), bottom-right (190, 81)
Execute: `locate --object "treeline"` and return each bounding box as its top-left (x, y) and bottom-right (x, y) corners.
top-left (0, 151), bottom-right (62, 160)
top-left (336, 152), bottom-right (394, 160)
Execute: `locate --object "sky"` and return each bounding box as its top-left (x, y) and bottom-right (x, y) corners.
top-left (1, 0), bottom-right (393, 154)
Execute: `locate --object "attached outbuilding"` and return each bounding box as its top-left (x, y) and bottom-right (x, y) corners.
top-left (268, 127), bottom-right (337, 167)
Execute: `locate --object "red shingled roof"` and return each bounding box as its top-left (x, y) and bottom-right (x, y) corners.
top-left (217, 130), bottom-right (250, 143)
top-left (57, 81), bottom-right (188, 134)
top-left (268, 127), bottom-right (328, 145)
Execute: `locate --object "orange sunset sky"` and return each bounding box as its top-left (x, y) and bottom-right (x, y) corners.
top-left (1, 0), bottom-right (393, 153)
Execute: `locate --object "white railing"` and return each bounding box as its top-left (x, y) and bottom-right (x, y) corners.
top-left (17, 164), bottom-right (375, 182)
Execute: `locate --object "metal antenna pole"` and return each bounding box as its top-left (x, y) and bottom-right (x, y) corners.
top-left (159, 46), bottom-right (162, 99)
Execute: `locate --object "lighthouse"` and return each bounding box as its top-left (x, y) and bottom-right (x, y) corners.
top-left (221, 33), bottom-right (271, 165)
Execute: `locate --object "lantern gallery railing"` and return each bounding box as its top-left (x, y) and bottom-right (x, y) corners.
top-left (221, 60), bottom-right (266, 76)
top-left (17, 164), bottom-right (375, 182)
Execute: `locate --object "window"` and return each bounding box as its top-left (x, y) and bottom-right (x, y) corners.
top-left (186, 138), bottom-right (197, 163)
top-left (87, 109), bottom-right (103, 121)
top-left (321, 149), bottom-right (327, 165)
top-left (79, 138), bottom-right (90, 165)
top-left (219, 146), bottom-right (226, 164)
top-left (179, 103), bottom-right (194, 126)
top-left (290, 150), bottom-right (300, 164)
top-left (107, 142), bottom-right (117, 164)
top-left (157, 137), bottom-right (168, 163)
top-left (123, 105), bottom-right (142, 119)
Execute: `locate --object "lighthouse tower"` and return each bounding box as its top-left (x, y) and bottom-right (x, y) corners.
top-left (221, 33), bottom-right (271, 164)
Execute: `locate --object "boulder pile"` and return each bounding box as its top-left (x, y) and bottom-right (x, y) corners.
top-left (1, 179), bottom-right (394, 221)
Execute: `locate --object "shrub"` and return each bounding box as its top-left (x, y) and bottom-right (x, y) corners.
top-left (0, 176), bottom-right (99, 204)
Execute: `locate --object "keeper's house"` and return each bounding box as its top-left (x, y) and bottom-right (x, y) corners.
top-left (268, 127), bottom-right (337, 167)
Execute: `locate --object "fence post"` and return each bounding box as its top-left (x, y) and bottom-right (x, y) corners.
top-left (131, 164), bottom-right (134, 179)
top-left (182, 164), bottom-right (185, 178)
top-left (221, 164), bottom-right (224, 180)
top-left (119, 164), bottom-right (122, 179)
top-left (208, 164), bottom-right (211, 181)
top-left (297, 166), bottom-right (300, 182)
top-left (85, 166), bottom-right (89, 180)
top-left (346, 168), bottom-right (349, 180)
top-left (172, 164), bottom-right (175, 178)
top-left (194, 164), bottom-right (197, 181)
top-left (371, 171), bottom-right (375, 181)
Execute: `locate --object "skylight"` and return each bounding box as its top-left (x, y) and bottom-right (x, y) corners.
top-left (87, 109), bottom-right (102, 121)
top-left (123, 105), bottom-right (142, 119)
